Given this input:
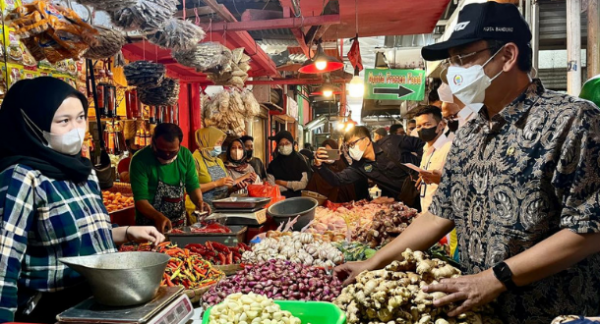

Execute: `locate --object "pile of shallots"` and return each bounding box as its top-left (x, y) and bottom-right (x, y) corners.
top-left (202, 259), bottom-right (343, 309)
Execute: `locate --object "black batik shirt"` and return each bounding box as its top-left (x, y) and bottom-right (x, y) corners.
top-left (429, 79), bottom-right (600, 323)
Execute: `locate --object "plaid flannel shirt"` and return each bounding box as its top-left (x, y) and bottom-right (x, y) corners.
top-left (0, 164), bottom-right (116, 322)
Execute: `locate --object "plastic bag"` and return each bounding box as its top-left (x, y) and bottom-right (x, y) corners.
top-left (247, 184), bottom-right (285, 208)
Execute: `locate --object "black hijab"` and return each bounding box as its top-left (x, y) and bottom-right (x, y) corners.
top-left (0, 77), bottom-right (92, 183)
top-left (267, 131), bottom-right (310, 182)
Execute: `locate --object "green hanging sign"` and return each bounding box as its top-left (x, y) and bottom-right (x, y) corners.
top-left (363, 69), bottom-right (426, 101)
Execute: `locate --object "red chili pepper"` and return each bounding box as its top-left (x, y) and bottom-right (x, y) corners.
top-left (217, 253), bottom-right (226, 265)
top-left (227, 252), bottom-right (233, 265)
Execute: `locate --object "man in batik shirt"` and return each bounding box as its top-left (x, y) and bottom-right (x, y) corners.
top-left (334, 3), bottom-right (600, 323)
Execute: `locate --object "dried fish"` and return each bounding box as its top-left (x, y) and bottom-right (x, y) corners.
top-left (83, 28), bottom-right (125, 60)
top-left (124, 61), bottom-right (166, 88)
top-left (110, 0), bottom-right (178, 33)
top-left (138, 78), bottom-right (180, 106)
top-left (147, 18), bottom-right (205, 51)
top-left (76, 0), bottom-right (137, 12)
top-left (171, 42), bottom-right (231, 73)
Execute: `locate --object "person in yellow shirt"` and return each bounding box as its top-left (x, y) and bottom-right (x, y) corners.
top-left (185, 127), bottom-right (233, 216)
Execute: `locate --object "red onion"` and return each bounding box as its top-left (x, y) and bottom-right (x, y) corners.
top-left (202, 259), bottom-right (342, 308)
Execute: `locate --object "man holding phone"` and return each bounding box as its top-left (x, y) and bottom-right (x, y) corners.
top-left (314, 126), bottom-right (424, 208)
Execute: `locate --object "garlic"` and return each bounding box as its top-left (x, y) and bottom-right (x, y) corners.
top-left (208, 293), bottom-right (300, 324)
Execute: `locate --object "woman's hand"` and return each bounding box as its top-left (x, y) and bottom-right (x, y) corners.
top-left (127, 226), bottom-right (165, 245)
top-left (275, 180), bottom-right (287, 187)
top-left (217, 177), bottom-right (234, 188)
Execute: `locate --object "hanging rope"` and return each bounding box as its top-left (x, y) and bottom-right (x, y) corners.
top-left (183, 0), bottom-right (186, 20)
top-left (194, 8), bottom-right (200, 26)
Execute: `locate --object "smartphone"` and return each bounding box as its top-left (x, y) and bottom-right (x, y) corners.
top-left (324, 149), bottom-right (340, 160)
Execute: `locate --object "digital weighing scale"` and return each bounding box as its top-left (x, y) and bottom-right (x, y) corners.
top-left (56, 287), bottom-right (194, 324)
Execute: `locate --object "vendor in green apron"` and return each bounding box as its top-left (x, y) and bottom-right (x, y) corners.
top-left (130, 123), bottom-right (206, 233)
top-left (186, 127), bottom-right (235, 215)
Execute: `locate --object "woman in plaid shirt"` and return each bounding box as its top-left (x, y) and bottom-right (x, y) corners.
top-left (0, 78), bottom-right (165, 323)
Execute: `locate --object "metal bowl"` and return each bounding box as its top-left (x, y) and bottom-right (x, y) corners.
top-left (268, 197), bottom-right (319, 231)
top-left (59, 252), bottom-right (170, 307)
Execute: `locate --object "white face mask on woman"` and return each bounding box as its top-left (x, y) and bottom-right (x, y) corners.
top-left (279, 145), bottom-right (293, 156)
top-left (233, 149), bottom-right (244, 161)
top-left (446, 47), bottom-right (504, 105)
top-left (43, 127), bottom-right (86, 155)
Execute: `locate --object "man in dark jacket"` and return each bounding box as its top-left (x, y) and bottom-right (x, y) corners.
top-left (314, 126), bottom-right (424, 207)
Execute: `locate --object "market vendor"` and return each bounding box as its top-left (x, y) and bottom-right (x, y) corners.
top-left (0, 78), bottom-right (165, 323)
top-left (130, 123), bottom-right (206, 233)
top-left (267, 130), bottom-right (312, 198)
top-left (334, 3), bottom-right (600, 323)
top-left (241, 135), bottom-right (267, 181)
top-left (186, 127), bottom-right (234, 214)
top-left (224, 137), bottom-right (261, 195)
top-left (314, 126), bottom-right (424, 208)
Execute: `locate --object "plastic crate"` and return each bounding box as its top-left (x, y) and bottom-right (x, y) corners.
top-left (202, 300), bottom-right (346, 324)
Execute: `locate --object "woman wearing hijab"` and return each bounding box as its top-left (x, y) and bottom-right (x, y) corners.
top-left (185, 127), bottom-right (232, 214)
top-left (267, 131), bottom-right (311, 198)
top-left (225, 137), bottom-right (261, 195)
top-left (306, 139), bottom-right (364, 202)
top-left (0, 78), bottom-right (164, 323)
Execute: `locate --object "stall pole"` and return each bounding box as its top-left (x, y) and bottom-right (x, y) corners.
top-left (177, 82), bottom-right (191, 149)
top-left (566, 0), bottom-right (582, 95)
top-left (531, 0), bottom-right (540, 73)
top-left (190, 83), bottom-right (203, 152)
top-left (588, 0), bottom-right (600, 78)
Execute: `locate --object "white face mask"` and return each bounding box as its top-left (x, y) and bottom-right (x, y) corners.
top-left (348, 146), bottom-right (365, 161)
top-left (233, 149), bottom-right (244, 161)
top-left (446, 47), bottom-right (503, 105)
top-left (43, 127), bottom-right (86, 155)
top-left (437, 82), bottom-right (454, 103)
top-left (278, 145), bottom-right (293, 156)
top-left (157, 154), bottom-right (178, 165)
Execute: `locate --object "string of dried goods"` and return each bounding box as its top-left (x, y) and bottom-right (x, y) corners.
top-left (83, 27), bottom-right (126, 60)
top-left (138, 77), bottom-right (180, 106)
top-left (8, 1), bottom-right (99, 63)
top-left (202, 259), bottom-right (343, 309)
top-left (75, 0), bottom-right (138, 12)
top-left (110, 0), bottom-right (178, 32)
top-left (207, 47), bottom-right (251, 88)
top-left (147, 18), bottom-right (205, 51)
top-left (207, 293), bottom-right (301, 324)
top-left (241, 232), bottom-right (343, 267)
top-left (335, 249), bottom-right (501, 324)
top-left (203, 89), bottom-right (260, 135)
top-left (124, 61), bottom-right (166, 88)
top-left (172, 42), bottom-right (232, 73)
top-left (353, 202), bottom-right (418, 248)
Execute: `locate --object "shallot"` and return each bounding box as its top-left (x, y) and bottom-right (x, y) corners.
top-left (202, 259), bottom-right (343, 309)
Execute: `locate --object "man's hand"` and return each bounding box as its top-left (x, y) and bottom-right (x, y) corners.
top-left (424, 270), bottom-right (506, 316)
top-left (127, 226), bottom-right (165, 246)
top-left (155, 215), bottom-right (172, 234)
top-left (419, 170), bottom-right (442, 185)
top-left (217, 177), bottom-right (234, 188)
top-left (314, 147), bottom-right (330, 167)
top-left (334, 260), bottom-right (374, 286)
top-left (202, 202), bottom-right (212, 215)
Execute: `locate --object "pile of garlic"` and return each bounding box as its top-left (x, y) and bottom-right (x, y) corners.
top-left (241, 232), bottom-right (343, 267)
top-left (208, 292), bottom-right (301, 324)
top-left (335, 249), bottom-right (502, 324)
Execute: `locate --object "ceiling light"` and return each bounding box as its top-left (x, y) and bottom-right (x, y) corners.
top-left (348, 74), bottom-right (364, 97)
top-left (298, 43), bottom-right (344, 74)
top-left (323, 89), bottom-right (333, 97)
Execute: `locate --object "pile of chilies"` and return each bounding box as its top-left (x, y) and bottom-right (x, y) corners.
top-left (122, 242), bottom-right (225, 290)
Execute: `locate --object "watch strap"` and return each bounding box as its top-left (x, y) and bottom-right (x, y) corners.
top-left (493, 261), bottom-right (518, 290)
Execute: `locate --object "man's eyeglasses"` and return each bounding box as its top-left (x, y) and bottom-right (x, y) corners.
top-left (346, 137), bottom-right (366, 149)
top-left (440, 46), bottom-right (494, 83)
